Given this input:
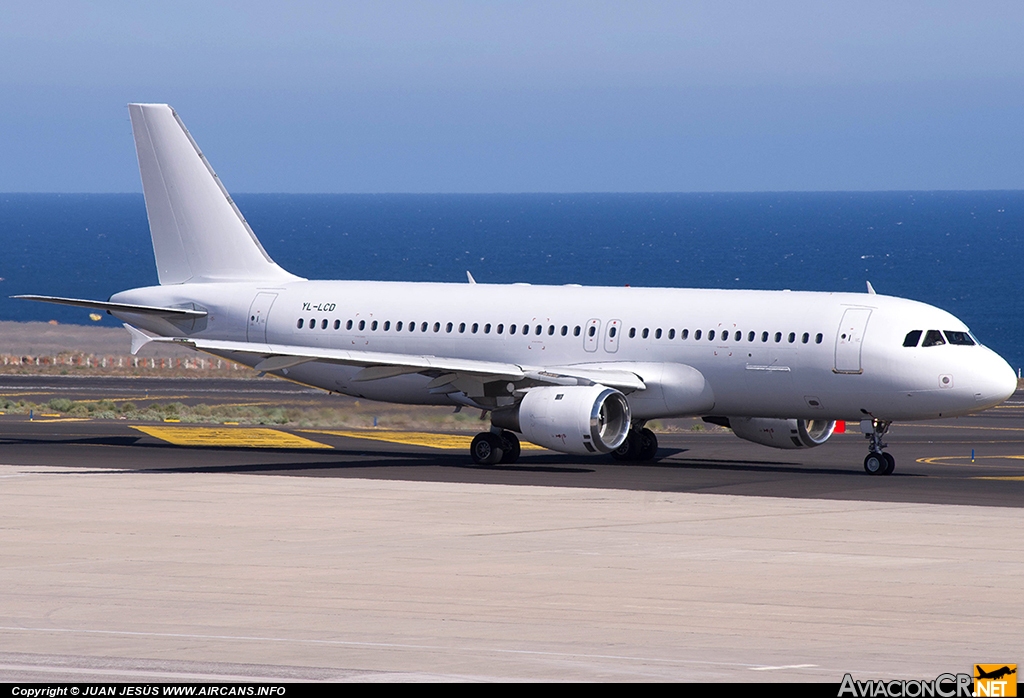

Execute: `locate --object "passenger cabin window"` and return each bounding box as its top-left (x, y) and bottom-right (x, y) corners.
top-left (903, 330), bottom-right (922, 347)
top-left (297, 318), bottom-right (304, 329)
top-left (922, 330), bottom-right (946, 347)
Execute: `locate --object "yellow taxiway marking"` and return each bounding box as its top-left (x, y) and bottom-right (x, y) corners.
top-left (916, 455), bottom-right (1024, 479)
top-left (133, 426), bottom-right (332, 449)
top-left (29, 418), bottom-right (92, 423)
top-left (911, 423), bottom-right (1024, 433)
top-left (302, 429), bottom-right (546, 451)
top-left (916, 454), bottom-right (1024, 465)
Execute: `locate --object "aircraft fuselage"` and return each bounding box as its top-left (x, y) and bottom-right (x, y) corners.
top-left (110, 280), bottom-right (1016, 423)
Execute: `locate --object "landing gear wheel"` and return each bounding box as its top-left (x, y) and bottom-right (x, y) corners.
top-left (863, 419), bottom-right (894, 476)
top-left (882, 452), bottom-right (896, 476)
top-left (611, 431), bottom-right (640, 461)
top-left (637, 428), bottom-right (659, 461)
top-left (471, 432), bottom-right (504, 466)
top-left (499, 430), bottom-right (521, 464)
top-left (864, 452), bottom-right (886, 475)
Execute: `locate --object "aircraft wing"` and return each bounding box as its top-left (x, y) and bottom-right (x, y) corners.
top-left (127, 326), bottom-right (647, 393)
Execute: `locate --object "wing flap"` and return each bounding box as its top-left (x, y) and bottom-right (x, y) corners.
top-left (169, 337), bottom-right (529, 380)
top-left (135, 336), bottom-right (654, 393)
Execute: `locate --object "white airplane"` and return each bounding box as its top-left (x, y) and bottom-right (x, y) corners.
top-left (16, 104), bottom-right (1018, 474)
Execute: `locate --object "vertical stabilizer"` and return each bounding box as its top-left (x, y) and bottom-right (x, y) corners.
top-left (128, 104), bottom-right (301, 285)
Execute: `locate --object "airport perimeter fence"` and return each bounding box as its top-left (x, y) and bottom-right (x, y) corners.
top-left (0, 353), bottom-right (255, 376)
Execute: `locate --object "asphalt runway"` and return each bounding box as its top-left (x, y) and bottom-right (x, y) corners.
top-left (1, 376), bottom-right (1022, 507)
top-left (1, 376), bottom-right (1022, 681)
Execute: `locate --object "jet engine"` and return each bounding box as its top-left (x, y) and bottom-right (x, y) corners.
top-left (492, 385), bottom-right (631, 455)
top-left (707, 417), bottom-right (836, 450)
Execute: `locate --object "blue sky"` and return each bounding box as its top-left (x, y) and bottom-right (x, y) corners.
top-left (2, 1), bottom-right (1023, 192)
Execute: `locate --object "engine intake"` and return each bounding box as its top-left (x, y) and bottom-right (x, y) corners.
top-left (492, 385), bottom-right (631, 455)
top-left (708, 417), bottom-right (836, 450)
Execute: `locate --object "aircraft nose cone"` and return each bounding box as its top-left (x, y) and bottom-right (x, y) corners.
top-left (976, 349), bottom-right (1018, 409)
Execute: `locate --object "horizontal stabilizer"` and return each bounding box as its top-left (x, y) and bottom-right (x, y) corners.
top-left (13, 294), bottom-right (207, 317)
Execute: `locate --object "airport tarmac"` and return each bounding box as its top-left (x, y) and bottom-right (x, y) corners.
top-left (1, 376), bottom-right (1022, 682)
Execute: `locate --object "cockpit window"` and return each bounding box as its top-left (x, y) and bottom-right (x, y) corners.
top-left (903, 330), bottom-right (922, 347)
top-left (943, 331), bottom-right (975, 346)
top-left (921, 330), bottom-right (946, 347)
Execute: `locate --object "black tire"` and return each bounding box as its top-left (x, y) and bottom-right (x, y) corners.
top-left (471, 432), bottom-right (504, 466)
top-left (611, 431), bottom-right (640, 461)
top-left (499, 431), bottom-right (521, 464)
top-left (882, 452), bottom-right (896, 476)
top-left (637, 428), bottom-right (659, 461)
top-left (864, 452), bottom-right (886, 475)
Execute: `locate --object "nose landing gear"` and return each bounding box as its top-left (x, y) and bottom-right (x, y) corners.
top-left (863, 419), bottom-right (895, 475)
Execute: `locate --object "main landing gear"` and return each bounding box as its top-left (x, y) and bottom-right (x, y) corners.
top-left (611, 424), bottom-right (659, 463)
top-left (863, 419), bottom-right (895, 476)
top-left (470, 429), bottom-right (521, 466)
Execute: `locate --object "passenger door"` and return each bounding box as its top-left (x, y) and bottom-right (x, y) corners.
top-left (247, 293), bottom-right (278, 343)
top-left (834, 308), bottom-right (872, 374)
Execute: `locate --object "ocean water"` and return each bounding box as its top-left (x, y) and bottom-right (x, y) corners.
top-left (1, 192), bottom-right (1022, 370)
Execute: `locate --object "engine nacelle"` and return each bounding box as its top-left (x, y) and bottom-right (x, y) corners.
top-left (492, 385), bottom-right (631, 455)
top-left (717, 417), bottom-right (836, 450)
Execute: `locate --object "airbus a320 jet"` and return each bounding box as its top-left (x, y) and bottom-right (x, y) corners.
top-left (17, 104), bottom-right (1018, 474)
